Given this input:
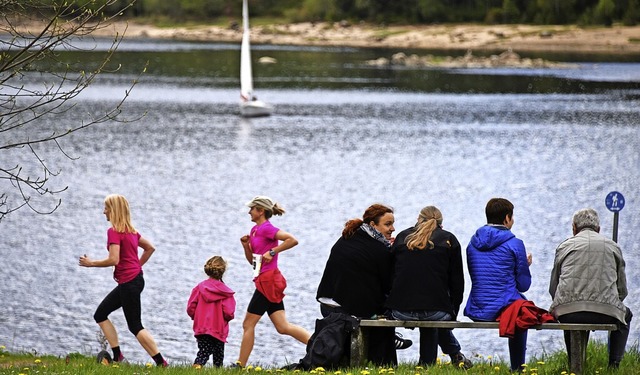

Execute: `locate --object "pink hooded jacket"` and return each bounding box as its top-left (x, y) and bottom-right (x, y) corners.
top-left (187, 278), bottom-right (236, 342)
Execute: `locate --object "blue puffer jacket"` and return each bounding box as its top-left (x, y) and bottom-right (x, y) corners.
top-left (464, 225), bottom-right (531, 321)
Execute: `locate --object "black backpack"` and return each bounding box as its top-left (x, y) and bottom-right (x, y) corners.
top-left (296, 312), bottom-right (360, 370)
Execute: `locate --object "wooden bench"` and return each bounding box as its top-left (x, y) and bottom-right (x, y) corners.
top-left (350, 320), bottom-right (617, 374)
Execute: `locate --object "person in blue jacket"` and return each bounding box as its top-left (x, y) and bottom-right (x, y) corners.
top-left (464, 198), bottom-right (532, 372)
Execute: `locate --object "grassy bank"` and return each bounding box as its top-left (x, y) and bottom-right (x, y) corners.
top-left (1, 342), bottom-right (639, 375)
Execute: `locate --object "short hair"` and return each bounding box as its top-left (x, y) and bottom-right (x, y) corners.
top-left (485, 198), bottom-right (514, 225)
top-left (204, 256), bottom-right (227, 280)
top-left (572, 208), bottom-right (600, 232)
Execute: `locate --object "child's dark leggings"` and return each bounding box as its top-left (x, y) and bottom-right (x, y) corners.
top-left (194, 334), bottom-right (225, 367)
top-left (94, 272), bottom-right (145, 336)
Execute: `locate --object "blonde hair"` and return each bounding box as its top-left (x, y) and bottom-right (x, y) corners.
top-left (405, 206), bottom-right (443, 250)
top-left (263, 202), bottom-right (285, 219)
top-left (204, 256), bottom-right (227, 280)
top-left (104, 194), bottom-right (136, 234)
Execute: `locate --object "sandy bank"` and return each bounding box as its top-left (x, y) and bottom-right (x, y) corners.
top-left (102, 21), bottom-right (640, 55)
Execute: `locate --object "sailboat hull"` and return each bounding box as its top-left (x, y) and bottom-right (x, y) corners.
top-left (239, 0), bottom-right (272, 117)
top-left (240, 100), bottom-right (273, 117)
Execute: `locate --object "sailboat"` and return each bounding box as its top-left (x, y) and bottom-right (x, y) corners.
top-left (239, 0), bottom-right (273, 117)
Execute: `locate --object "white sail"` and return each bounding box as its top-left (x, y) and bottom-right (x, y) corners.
top-left (239, 0), bottom-right (272, 117)
top-left (240, 0), bottom-right (253, 101)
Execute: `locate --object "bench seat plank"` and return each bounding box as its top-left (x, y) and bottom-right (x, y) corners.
top-left (357, 320), bottom-right (617, 331)
top-left (350, 320), bottom-right (617, 374)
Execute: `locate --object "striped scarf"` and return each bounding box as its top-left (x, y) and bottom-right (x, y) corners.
top-left (360, 223), bottom-right (391, 248)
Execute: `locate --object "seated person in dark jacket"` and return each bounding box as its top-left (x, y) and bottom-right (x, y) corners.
top-left (549, 208), bottom-right (632, 369)
top-left (385, 205), bottom-right (472, 369)
top-left (316, 203), bottom-right (409, 366)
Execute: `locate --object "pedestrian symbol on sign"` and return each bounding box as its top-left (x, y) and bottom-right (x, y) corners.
top-left (605, 191), bottom-right (625, 213)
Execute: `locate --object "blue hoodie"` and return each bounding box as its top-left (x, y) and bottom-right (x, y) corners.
top-left (464, 225), bottom-right (531, 321)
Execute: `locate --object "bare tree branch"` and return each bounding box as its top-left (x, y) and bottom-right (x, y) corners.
top-left (0, 0), bottom-right (145, 223)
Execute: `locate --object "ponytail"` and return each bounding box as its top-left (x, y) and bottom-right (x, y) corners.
top-left (342, 218), bottom-right (363, 238)
top-left (264, 202), bottom-right (286, 219)
top-left (405, 206), bottom-right (442, 250)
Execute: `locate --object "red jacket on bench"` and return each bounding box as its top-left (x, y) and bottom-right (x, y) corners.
top-left (497, 300), bottom-right (556, 338)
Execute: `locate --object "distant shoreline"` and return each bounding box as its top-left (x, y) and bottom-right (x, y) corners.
top-left (97, 21), bottom-right (640, 56)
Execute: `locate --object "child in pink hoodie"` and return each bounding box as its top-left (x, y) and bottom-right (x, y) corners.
top-left (187, 256), bottom-right (236, 368)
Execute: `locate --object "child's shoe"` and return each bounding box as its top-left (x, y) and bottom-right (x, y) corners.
top-left (230, 361), bottom-right (244, 369)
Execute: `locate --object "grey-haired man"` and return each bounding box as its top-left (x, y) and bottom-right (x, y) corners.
top-left (549, 208), bottom-right (633, 368)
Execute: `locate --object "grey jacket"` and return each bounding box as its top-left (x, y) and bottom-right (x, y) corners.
top-left (549, 228), bottom-right (628, 324)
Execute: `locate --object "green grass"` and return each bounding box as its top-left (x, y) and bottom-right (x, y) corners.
top-left (1, 342), bottom-right (639, 375)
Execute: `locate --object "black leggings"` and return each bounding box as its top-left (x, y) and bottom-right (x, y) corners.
top-left (94, 272), bottom-right (145, 336)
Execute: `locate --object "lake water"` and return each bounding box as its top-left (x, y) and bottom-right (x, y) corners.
top-left (1, 38), bottom-right (639, 367)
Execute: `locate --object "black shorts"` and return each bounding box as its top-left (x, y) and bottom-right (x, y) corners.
top-left (247, 289), bottom-right (284, 316)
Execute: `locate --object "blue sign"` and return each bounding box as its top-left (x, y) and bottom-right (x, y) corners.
top-left (605, 191), bottom-right (625, 212)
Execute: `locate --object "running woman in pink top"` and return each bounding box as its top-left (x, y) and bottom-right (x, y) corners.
top-left (79, 194), bottom-right (167, 367)
top-left (233, 196), bottom-right (311, 368)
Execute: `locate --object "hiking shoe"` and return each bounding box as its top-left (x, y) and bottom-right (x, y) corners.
top-left (394, 332), bottom-right (413, 350)
top-left (97, 350), bottom-right (112, 366)
top-left (158, 359), bottom-right (168, 367)
top-left (114, 353), bottom-right (127, 363)
top-left (451, 352), bottom-right (473, 369)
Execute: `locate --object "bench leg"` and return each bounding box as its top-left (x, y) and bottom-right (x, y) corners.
top-left (350, 327), bottom-right (368, 367)
top-left (569, 330), bottom-right (589, 375)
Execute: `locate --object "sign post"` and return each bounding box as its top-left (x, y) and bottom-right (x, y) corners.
top-left (605, 191), bottom-right (625, 243)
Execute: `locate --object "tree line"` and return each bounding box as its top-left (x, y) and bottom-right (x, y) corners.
top-left (48, 0), bottom-right (640, 26)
